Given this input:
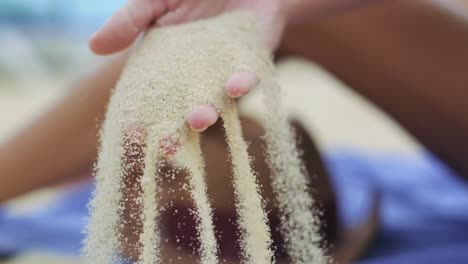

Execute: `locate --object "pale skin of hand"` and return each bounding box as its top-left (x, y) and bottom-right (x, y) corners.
top-left (90, 0), bottom-right (371, 133)
top-left (91, 0), bottom-right (373, 155)
top-left (90, 0), bottom-right (287, 133)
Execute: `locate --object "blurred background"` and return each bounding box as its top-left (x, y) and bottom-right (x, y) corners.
top-left (0, 0), bottom-right (126, 145)
top-left (0, 1), bottom-right (420, 263)
top-left (0, 0), bottom-right (124, 87)
top-left (0, 1), bottom-right (122, 263)
top-left (2, 1), bottom-right (467, 264)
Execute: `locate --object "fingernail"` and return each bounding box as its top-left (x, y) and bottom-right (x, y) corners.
top-left (229, 87), bottom-right (242, 98)
top-left (190, 125), bottom-right (208, 132)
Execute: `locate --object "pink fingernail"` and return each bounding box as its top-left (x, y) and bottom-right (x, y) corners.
top-left (229, 87), bottom-right (242, 98)
top-left (190, 125), bottom-right (208, 132)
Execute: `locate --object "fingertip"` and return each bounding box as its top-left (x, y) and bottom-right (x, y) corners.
top-left (89, 32), bottom-right (109, 55)
top-left (187, 105), bottom-right (219, 132)
top-left (90, 0), bottom-right (169, 55)
top-left (88, 27), bottom-right (136, 55)
top-left (225, 71), bottom-right (258, 98)
top-left (88, 8), bottom-right (142, 55)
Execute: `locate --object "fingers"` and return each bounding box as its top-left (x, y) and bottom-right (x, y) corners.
top-left (186, 71), bottom-right (258, 132)
top-left (125, 71), bottom-right (259, 148)
top-left (225, 71), bottom-right (258, 98)
top-left (186, 105), bottom-right (219, 132)
top-left (90, 0), bottom-right (168, 55)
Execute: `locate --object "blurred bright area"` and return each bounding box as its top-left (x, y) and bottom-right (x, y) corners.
top-left (0, 0), bottom-right (125, 88)
top-left (0, 0), bottom-right (124, 143)
top-left (0, 2), bottom-right (123, 263)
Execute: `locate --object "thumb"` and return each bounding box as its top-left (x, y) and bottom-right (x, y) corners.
top-left (90, 0), bottom-right (168, 55)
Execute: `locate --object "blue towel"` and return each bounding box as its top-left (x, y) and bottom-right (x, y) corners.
top-left (0, 183), bottom-right (92, 255)
top-left (1, 150), bottom-right (467, 263)
top-left (326, 150), bottom-right (468, 264)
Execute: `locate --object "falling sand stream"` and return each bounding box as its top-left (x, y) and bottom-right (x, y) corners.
top-left (84, 10), bottom-right (327, 264)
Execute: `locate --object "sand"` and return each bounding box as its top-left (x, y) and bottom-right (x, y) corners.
top-left (181, 133), bottom-right (218, 263)
top-left (262, 77), bottom-right (328, 263)
top-left (222, 103), bottom-right (273, 263)
top-left (84, 10), bottom-right (326, 264)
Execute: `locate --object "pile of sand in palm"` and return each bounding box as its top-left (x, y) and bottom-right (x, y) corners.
top-left (84, 10), bottom-right (327, 264)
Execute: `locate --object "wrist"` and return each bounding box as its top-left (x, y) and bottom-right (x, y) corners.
top-left (282, 0), bottom-right (371, 24)
top-left (281, 0), bottom-right (316, 23)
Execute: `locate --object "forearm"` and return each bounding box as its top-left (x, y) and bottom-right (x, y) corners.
top-left (281, 0), bottom-right (468, 177)
top-left (0, 55), bottom-right (126, 202)
top-left (285, 0), bottom-right (377, 21)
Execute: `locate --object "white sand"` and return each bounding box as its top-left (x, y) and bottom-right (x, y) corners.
top-left (85, 10), bottom-right (325, 264)
top-left (138, 135), bottom-right (161, 264)
top-left (222, 103), bottom-right (273, 263)
top-left (83, 115), bottom-right (125, 264)
top-left (262, 76), bottom-right (328, 263)
top-left (181, 133), bottom-right (218, 263)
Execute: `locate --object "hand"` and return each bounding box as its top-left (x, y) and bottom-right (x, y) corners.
top-left (90, 0), bottom-right (286, 133)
